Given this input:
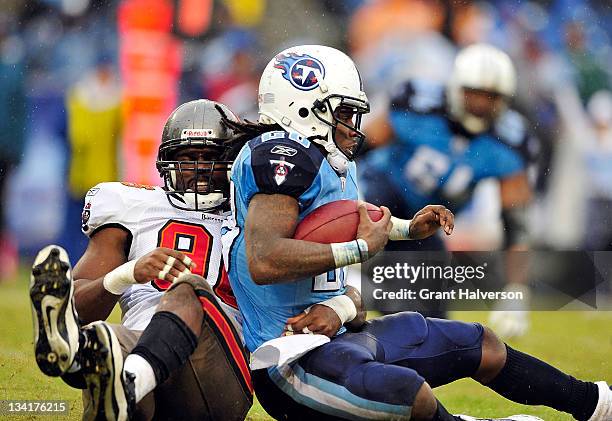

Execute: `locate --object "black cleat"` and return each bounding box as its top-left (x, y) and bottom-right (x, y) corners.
top-left (30, 245), bottom-right (80, 376)
top-left (81, 322), bottom-right (135, 421)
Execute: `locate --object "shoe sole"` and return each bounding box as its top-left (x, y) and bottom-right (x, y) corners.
top-left (82, 322), bottom-right (128, 421)
top-left (30, 245), bottom-right (79, 376)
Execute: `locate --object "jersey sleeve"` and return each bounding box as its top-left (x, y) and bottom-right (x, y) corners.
top-left (249, 135), bottom-right (322, 200)
top-left (81, 182), bottom-right (132, 238)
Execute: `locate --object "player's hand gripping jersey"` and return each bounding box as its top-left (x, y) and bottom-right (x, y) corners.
top-left (223, 131), bottom-right (358, 352)
top-left (82, 182), bottom-right (240, 332)
top-left (359, 79), bottom-right (539, 220)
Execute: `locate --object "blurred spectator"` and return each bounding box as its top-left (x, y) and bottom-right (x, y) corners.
top-left (348, 0), bottom-right (446, 55)
top-left (583, 90), bottom-right (612, 250)
top-left (0, 24), bottom-right (27, 281)
top-left (66, 58), bottom-right (122, 197)
top-left (564, 21), bottom-right (610, 104)
top-left (223, 0), bottom-right (266, 27)
top-left (200, 29), bottom-right (260, 120)
top-left (61, 58), bottom-right (122, 259)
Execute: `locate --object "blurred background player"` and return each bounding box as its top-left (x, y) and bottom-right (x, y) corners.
top-left (30, 100), bottom-right (253, 420)
top-left (359, 44), bottom-right (539, 334)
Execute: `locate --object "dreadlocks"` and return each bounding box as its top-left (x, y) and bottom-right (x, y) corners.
top-left (215, 104), bottom-right (282, 161)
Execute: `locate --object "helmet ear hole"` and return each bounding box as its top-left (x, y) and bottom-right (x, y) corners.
top-left (298, 107), bottom-right (309, 118)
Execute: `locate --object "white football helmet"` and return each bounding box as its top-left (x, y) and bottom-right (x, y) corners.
top-left (448, 43), bottom-right (517, 134)
top-left (258, 45), bottom-right (370, 175)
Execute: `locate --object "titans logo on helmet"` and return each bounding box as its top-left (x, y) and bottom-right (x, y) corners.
top-left (273, 52), bottom-right (325, 91)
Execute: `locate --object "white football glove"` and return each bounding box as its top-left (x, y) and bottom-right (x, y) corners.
top-left (489, 310), bottom-right (530, 339)
top-left (488, 283), bottom-right (531, 339)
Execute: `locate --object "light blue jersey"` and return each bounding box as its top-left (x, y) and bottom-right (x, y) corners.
top-left (222, 131), bottom-right (358, 351)
top-left (359, 79), bottom-right (539, 221)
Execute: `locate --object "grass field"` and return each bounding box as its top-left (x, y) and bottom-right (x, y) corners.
top-left (1, 267), bottom-right (610, 420)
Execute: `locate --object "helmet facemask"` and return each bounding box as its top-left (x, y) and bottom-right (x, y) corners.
top-left (157, 139), bottom-right (232, 212)
top-left (458, 87), bottom-right (508, 133)
top-left (447, 43), bottom-right (516, 134)
top-left (311, 94), bottom-right (370, 162)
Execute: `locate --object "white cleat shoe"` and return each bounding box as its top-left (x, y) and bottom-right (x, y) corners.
top-left (588, 382), bottom-right (612, 421)
top-left (30, 245), bottom-right (80, 376)
top-left (456, 415), bottom-right (544, 421)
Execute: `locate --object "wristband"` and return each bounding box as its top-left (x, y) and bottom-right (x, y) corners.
top-left (330, 239), bottom-right (369, 267)
top-left (389, 217), bottom-right (413, 241)
top-left (315, 295), bottom-right (357, 324)
top-left (103, 260), bottom-right (138, 295)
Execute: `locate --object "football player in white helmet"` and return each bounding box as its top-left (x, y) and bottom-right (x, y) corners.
top-left (447, 43), bottom-right (517, 134)
top-left (258, 44), bottom-right (370, 176)
top-left (360, 43), bottom-right (537, 337)
top-left (448, 44), bottom-right (531, 338)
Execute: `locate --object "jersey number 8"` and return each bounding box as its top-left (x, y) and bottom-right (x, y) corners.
top-left (152, 220), bottom-right (237, 308)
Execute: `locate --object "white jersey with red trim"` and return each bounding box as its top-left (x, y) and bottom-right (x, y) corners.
top-left (82, 182), bottom-right (241, 334)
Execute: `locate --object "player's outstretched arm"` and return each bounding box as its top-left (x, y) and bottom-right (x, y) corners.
top-left (389, 205), bottom-right (455, 241)
top-left (246, 194), bottom-right (392, 284)
top-left (499, 172), bottom-right (531, 251)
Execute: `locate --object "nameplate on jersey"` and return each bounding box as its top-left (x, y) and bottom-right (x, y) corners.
top-left (181, 129), bottom-right (216, 138)
top-left (270, 145), bottom-right (298, 157)
top-left (202, 213), bottom-right (226, 222)
top-left (269, 159), bottom-right (295, 185)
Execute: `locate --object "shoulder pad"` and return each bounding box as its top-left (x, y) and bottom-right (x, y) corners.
top-left (249, 130), bottom-right (313, 149)
top-left (249, 132), bottom-right (324, 199)
top-left (494, 109), bottom-right (528, 147)
top-left (119, 182), bottom-right (157, 190)
top-left (82, 182), bottom-right (154, 237)
top-left (390, 79), bottom-right (446, 114)
top-left (494, 109), bottom-right (540, 163)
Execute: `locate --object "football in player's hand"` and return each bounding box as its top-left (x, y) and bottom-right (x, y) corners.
top-left (293, 200), bottom-right (383, 243)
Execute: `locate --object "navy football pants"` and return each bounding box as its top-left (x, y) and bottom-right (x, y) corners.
top-left (254, 312), bottom-right (484, 420)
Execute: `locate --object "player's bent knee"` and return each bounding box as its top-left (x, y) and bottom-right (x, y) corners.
top-left (158, 283), bottom-right (204, 336)
top-left (474, 327), bottom-right (507, 384)
top-left (410, 382), bottom-right (437, 421)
